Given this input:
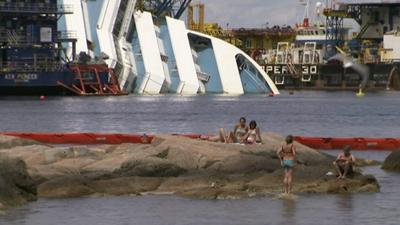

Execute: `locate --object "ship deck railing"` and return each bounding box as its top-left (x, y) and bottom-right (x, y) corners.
top-left (0, 30), bottom-right (77, 45)
top-left (0, 61), bottom-right (66, 73)
top-left (57, 31), bottom-right (77, 41)
top-left (0, 2), bottom-right (73, 14)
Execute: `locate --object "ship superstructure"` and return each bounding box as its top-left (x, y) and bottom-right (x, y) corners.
top-left (0, 0), bottom-right (124, 95)
top-left (0, 0), bottom-right (74, 94)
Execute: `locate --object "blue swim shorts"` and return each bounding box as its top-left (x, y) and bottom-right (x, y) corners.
top-left (283, 160), bottom-right (294, 168)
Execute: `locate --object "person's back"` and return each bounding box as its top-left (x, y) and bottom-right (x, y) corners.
top-left (277, 135), bottom-right (296, 194)
top-left (281, 143), bottom-right (295, 160)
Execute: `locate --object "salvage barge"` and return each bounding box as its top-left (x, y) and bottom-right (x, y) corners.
top-left (0, 0), bottom-right (124, 96)
top-left (261, 1), bottom-right (400, 91)
top-left (264, 63), bottom-right (399, 91)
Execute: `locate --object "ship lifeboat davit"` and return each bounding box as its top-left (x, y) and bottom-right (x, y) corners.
top-left (0, 132), bottom-right (154, 145)
top-left (294, 136), bottom-right (400, 151)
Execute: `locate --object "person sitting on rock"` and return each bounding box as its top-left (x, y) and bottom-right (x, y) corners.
top-left (206, 117), bottom-right (248, 143)
top-left (241, 120), bottom-right (262, 144)
top-left (333, 146), bottom-right (356, 179)
top-left (227, 117), bottom-right (249, 143)
top-left (277, 135), bottom-right (296, 194)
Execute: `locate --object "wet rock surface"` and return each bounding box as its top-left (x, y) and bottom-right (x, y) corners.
top-left (382, 150), bottom-right (400, 172)
top-left (0, 135), bottom-right (40, 150)
top-left (0, 155), bottom-right (37, 209)
top-left (0, 133), bottom-right (380, 201)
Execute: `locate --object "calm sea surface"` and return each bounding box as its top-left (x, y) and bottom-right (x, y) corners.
top-left (0, 91), bottom-right (399, 225)
top-left (0, 91), bottom-right (399, 137)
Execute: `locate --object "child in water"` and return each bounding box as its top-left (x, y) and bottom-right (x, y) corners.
top-left (277, 135), bottom-right (296, 194)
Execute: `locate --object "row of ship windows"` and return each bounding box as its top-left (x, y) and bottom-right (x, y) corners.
top-left (0, 0), bottom-right (52, 3)
top-left (298, 30), bottom-right (326, 36)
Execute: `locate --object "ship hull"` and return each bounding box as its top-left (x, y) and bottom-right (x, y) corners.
top-left (0, 71), bottom-right (75, 95)
top-left (264, 63), bottom-right (400, 91)
top-left (0, 71), bottom-right (74, 95)
top-left (0, 70), bottom-right (109, 96)
top-left (0, 86), bottom-right (72, 96)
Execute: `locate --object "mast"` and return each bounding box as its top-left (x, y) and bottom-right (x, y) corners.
top-left (299, 0), bottom-right (311, 27)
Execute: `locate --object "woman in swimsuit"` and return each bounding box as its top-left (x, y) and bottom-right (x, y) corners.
top-left (207, 117), bottom-right (248, 143)
top-left (241, 120), bottom-right (262, 144)
top-left (227, 117), bottom-right (248, 143)
top-left (277, 135), bottom-right (296, 194)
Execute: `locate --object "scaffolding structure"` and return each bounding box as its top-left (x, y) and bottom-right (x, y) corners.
top-left (137, 0), bottom-right (192, 18)
top-left (323, 6), bottom-right (347, 58)
top-left (187, 3), bottom-right (205, 31)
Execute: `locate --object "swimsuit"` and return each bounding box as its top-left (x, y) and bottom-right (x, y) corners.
top-left (281, 144), bottom-right (295, 168)
top-left (246, 129), bottom-right (257, 144)
top-left (235, 127), bottom-right (247, 140)
top-left (283, 159), bottom-right (294, 168)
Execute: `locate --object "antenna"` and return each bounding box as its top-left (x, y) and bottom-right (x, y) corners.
top-left (299, 0), bottom-right (311, 27)
top-left (315, 1), bottom-right (325, 26)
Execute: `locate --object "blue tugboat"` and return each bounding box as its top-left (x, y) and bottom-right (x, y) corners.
top-left (0, 0), bottom-right (124, 96)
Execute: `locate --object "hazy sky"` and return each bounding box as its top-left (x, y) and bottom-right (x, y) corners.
top-left (200, 0), bottom-right (301, 28)
top-left (198, 0), bottom-right (386, 28)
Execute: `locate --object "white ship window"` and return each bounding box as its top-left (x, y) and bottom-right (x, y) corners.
top-left (245, 39), bottom-right (252, 48)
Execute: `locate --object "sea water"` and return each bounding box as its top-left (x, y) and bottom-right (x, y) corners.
top-left (0, 91), bottom-right (399, 137)
top-left (0, 91), bottom-right (399, 225)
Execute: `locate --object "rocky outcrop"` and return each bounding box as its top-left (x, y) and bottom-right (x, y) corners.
top-left (0, 133), bottom-right (380, 200)
top-left (0, 155), bottom-right (37, 209)
top-left (0, 135), bottom-right (39, 150)
top-left (382, 150), bottom-right (400, 171)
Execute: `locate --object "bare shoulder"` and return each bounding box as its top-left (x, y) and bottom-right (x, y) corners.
top-left (291, 144), bottom-right (296, 154)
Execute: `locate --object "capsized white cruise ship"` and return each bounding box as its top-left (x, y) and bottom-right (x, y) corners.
top-left (62, 0), bottom-right (279, 95)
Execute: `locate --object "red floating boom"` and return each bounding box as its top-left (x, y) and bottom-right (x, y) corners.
top-left (1, 132), bottom-right (399, 150)
top-left (294, 136), bottom-right (400, 151)
top-left (0, 132), bottom-right (154, 145)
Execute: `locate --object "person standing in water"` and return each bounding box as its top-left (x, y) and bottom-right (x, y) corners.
top-left (277, 135), bottom-right (296, 194)
top-left (333, 146), bottom-right (356, 179)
